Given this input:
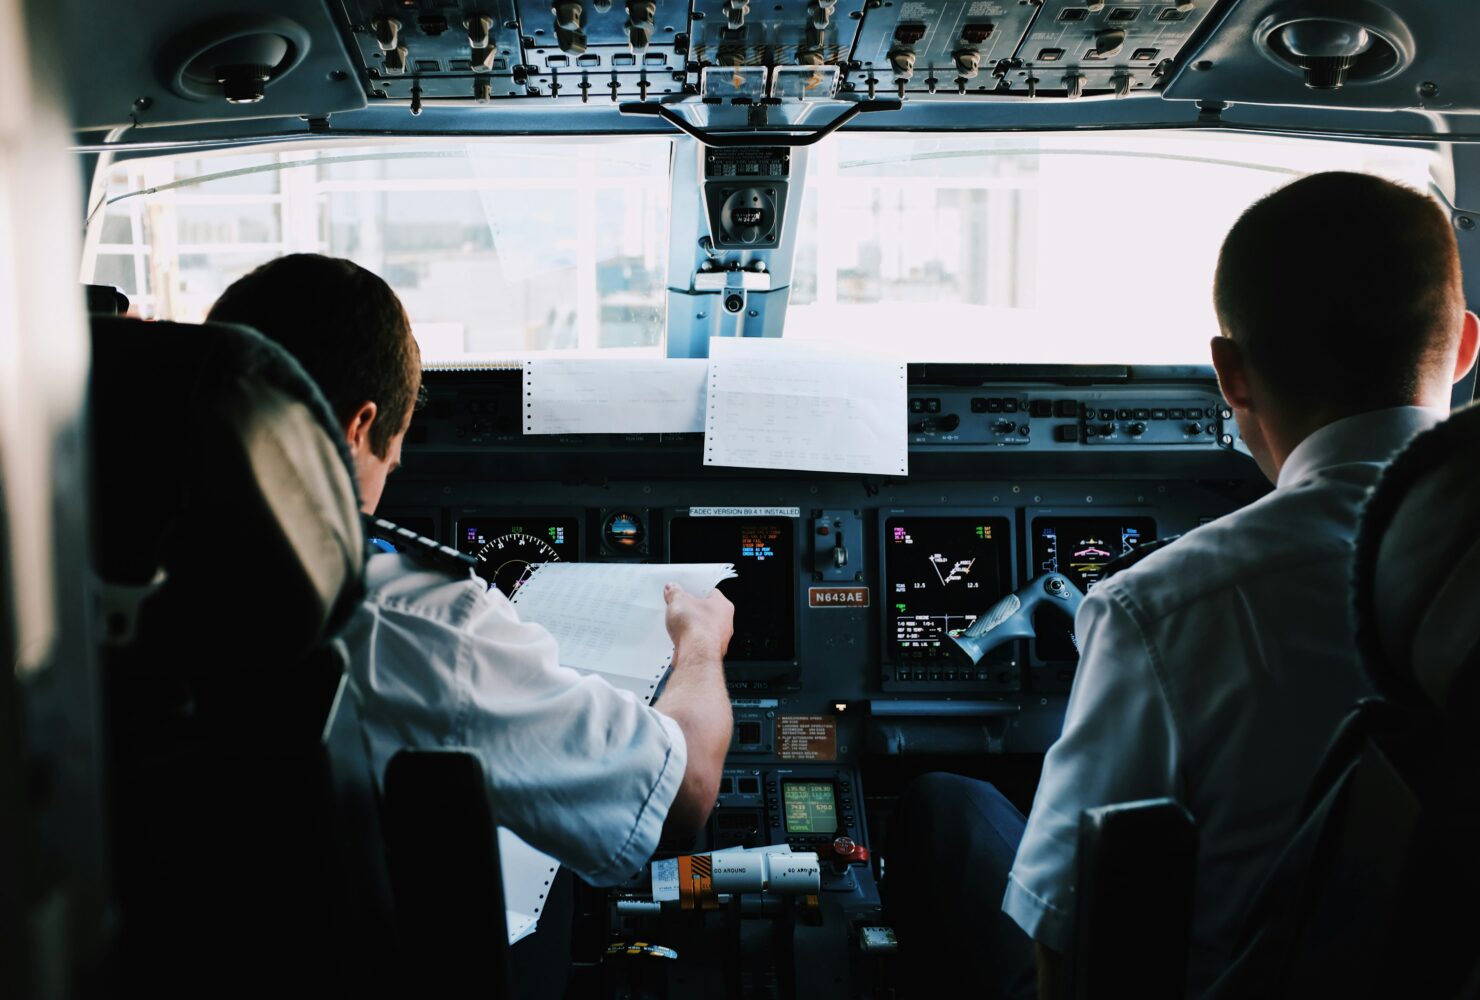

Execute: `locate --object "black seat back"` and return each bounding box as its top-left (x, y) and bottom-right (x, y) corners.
top-left (382, 749), bottom-right (514, 998)
top-left (90, 317), bottom-right (380, 995)
top-left (1209, 404), bottom-right (1480, 998)
top-left (1070, 798), bottom-right (1197, 1000)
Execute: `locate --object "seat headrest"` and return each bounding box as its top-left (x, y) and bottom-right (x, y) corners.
top-left (90, 317), bottom-right (365, 673)
top-left (1354, 403), bottom-right (1480, 726)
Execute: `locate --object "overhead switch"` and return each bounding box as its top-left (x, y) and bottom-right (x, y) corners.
top-left (372, 16), bottom-right (407, 75)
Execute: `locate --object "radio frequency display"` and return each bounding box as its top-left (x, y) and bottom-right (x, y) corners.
top-left (884, 516), bottom-right (1012, 660)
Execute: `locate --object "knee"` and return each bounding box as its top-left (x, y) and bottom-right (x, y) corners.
top-left (898, 771), bottom-right (993, 816)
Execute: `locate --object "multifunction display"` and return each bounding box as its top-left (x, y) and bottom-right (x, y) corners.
top-left (669, 514), bottom-right (796, 662)
top-left (1031, 516), bottom-right (1156, 660)
top-left (457, 516), bottom-right (580, 596)
top-left (884, 515), bottom-right (1013, 659)
top-left (782, 781), bottom-right (838, 835)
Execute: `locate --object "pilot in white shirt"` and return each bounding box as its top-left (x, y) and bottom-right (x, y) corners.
top-left (205, 254), bottom-right (736, 898)
top-left (885, 173), bottom-right (1480, 999)
top-left (1003, 404), bottom-right (1444, 990)
top-left (345, 553), bottom-right (693, 885)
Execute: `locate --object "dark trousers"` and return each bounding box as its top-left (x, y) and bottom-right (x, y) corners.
top-left (884, 773), bottom-right (1038, 1000)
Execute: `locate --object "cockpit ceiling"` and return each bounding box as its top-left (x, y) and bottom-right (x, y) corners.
top-left (66, 0), bottom-right (1480, 137)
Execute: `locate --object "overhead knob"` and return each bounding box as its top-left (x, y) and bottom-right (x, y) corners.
top-left (1280, 19), bottom-right (1373, 89)
top-left (465, 14), bottom-right (492, 49)
top-left (888, 47), bottom-right (916, 81)
top-left (953, 49), bottom-right (981, 79)
top-left (626, 0), bottom-right (656, 53)
top-left (1094, 28), bottom-right (1126, 59)
top-left (373, 16), bottom-right (401, 50)
top-left (808, 0), bottom-right (836, 30)
top-left (1063, 72), bottom-right (1084, 99)
top-left (553, 1), bottom-right (584, 33)
top-left (725, 0), bottom-right (750, 30)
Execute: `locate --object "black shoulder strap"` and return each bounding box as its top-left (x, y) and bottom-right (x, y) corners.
top-left (364, 515), bottom-right (479, 578)
top-left (1099, 534), bottom-right (1182, 582)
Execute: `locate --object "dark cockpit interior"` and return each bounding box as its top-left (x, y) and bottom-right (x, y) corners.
top-left (6, 1), bottom-right (1480, 998)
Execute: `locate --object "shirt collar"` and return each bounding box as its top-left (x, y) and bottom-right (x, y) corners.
top-left (1276, 405), bottom-right (1448, 490)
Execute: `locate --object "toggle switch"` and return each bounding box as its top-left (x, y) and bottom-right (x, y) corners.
top-left (813, 510), bottom-right (865, 582)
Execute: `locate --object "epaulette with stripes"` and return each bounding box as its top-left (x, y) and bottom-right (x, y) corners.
top-left (363, 514), bottom-right (480, 577)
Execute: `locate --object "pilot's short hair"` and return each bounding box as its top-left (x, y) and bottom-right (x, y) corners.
top-left (208, 254), bottom-right (421, 458)
top-left (1214, 171), bottom-right (1464, 409)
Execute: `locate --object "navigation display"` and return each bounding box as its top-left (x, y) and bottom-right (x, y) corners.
top-left (668, 515), bottom-right (796, 662)
top-left (884, 515), bottom-right (1013, 660)
top-left (782, 782), bottom-right (838, 835)
top-left (456, 516), bottom-right (581, 597)
top-left (1031, 516), bottom-right (1156, 660)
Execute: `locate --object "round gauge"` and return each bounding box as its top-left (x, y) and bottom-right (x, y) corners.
top-left (603, 511), bottom-right (646, 552)
top-left (475, 532), bottom-right (562, 595)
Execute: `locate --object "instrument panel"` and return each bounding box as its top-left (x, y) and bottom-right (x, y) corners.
top-left (380, 365), bottom-right (1266, 754)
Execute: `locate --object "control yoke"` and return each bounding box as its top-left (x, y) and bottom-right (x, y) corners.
top-left (948, 573), bottom-right (1084, 666)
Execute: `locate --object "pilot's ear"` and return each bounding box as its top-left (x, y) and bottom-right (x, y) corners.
top-left (344, 400), bottom-right (379, 457)
top-left (1210, 336), bottom-right (1255, 412)
top-left (1452, 310), bottom-right (1480, 384)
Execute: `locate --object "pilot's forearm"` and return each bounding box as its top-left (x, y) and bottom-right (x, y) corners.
top-left (653, 636), bottom-right (732, 839)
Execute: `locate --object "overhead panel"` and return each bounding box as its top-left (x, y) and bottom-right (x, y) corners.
top-left (340, 0), bottom-right (528, 102)
top-left (688, 0), bottom-right (865, 96)
top-left (331, 0), bottom-right (1231, 108)
top-left (1010, 1), bottom-right (1219, 99)
top-left (513, 0), bottom-right (691, 101)
top-left (844, 0), bottom-right (1038, 98)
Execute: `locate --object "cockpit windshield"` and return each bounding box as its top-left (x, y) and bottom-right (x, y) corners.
top-left (87, 131), bottom-right (1440, 365)
top-left (88, 140), bottom-right (674, 360)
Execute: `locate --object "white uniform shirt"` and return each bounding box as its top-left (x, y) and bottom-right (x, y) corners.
top-left (1002, 406), bottom-right (1444, 993)
top-left (341, 553), bottom-right (689, 887)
